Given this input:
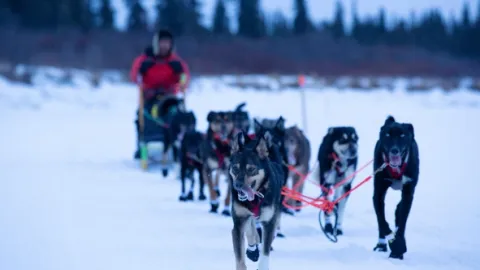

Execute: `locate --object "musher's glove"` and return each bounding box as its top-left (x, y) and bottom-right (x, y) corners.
top-left (139, 59), bottom-right (155, 75)
top-left (168, 61), bottom-right (184, 74)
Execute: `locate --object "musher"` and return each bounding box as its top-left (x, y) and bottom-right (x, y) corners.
top-left (130, 29), bottom-right (190, 159)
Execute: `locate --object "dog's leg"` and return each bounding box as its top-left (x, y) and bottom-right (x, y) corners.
top-left (232, 217), bottom-right (248, 270)
top-left (186, 168), bottom-right (194, 200)
top-left (197, 165), bottom-right (206, 200)
top-left (334, 183), bottom-right (351, 235)
top-left (245, 217), bottom-right (260, 262)
top-left (222, 176), bottom-right (232, 216)
top-left (389, 183), bottom-right (416, 259)
top-left (373, 177), bottom-right (394, 252)
top-left (322, 170), bottom-right (336, 234)
top-left (258, 218), bottom-right (277, 270)
top-left (204, 167), bottom-right (219, 213)
top-left (179, 164), bottom-right (187, 201)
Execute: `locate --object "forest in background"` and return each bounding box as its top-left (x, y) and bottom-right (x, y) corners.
top-left (1, 0), bottom-right (480, 76)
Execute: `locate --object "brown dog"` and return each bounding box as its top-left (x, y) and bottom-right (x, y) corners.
top-left (284, 126), bottom-right (311, 211)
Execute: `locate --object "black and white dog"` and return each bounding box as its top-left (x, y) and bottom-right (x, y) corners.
top-left (317, 127), bottom-right (358, 237)
top-left (373, 116), bottom-right (419, 260)
top-left (230, 132), bottom-right (284, 270)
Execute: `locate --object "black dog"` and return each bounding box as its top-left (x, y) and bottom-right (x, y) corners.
top-left (317, 127), bottom-right (358, 237)
top-left (179, 130), bottom-right (206, 202)
top-left (372, 116), bottom-right (419, 260)
top-left (169, 111), bottom-right (197, 162)
top-left (232, 102), bottom-right (251, 133)
top-left (229, 131), bottom-right (284, 270)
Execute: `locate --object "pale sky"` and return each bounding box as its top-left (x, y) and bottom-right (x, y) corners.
top-left (112, 0), bottom-right (479, 31)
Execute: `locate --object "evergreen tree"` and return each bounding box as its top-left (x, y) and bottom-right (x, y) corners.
top-left (184, 0), bottom-right (205, 35)
top-left (156, 0), bottom-right (185, 35)
top-left (271, 10), bottom-right (290, 37)
top-left (330, 0), bottom-right (345, 40)
top-left (237, 0), bottom-right (264, 38)
top-left (98, 0), bottom-right (115, 29)
top-left (293, 0), bottom-right (312, 35)
top-left (126, 0), bottom-right (148, 31)
top-left (212, 0), bottom-right (230, 35)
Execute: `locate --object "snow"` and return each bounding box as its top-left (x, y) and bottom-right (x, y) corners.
top-left (1, 74), bottom-right (480, 270)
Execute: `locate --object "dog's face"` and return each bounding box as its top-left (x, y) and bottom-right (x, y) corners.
top-left (329, 127), bottom-right (358, 159)
top-left (183, 131), bottom-right (203, 154)
top-left (379, 117), bottom-right (414, 168)
top-left (229, 132), bottom-right (269, 202)
top-left (232, 111), bottom-right (250, 133)
top-left (254, 117), bottom-right (286, 149)
top-left (207, 111), bottom-right (234, 138)
top-left (177, 111), bottom-right (196, 133)
top-left (285, 126), bottom-right (302, 151)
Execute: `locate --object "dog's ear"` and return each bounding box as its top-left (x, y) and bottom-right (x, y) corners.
top-left (275, 116), bottom-right (285, 131)
top-left (263, 130), bottom-right (273, 147)
top-left (231, 132), bottom-right (246, 154)
top-left (254, 118), bottom-right (263, 134)
top-left (207, 111), bottom-right (216, 122)
top-left (403, 123), bottom-right (414, 138)
top-left (384, 115), bottom-right (395, 126)
top-left (256, 136), bottom-right (269, 159)
top-left (328, 127), bottom-right (335, 135)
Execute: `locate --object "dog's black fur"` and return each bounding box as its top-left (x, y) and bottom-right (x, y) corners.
top-left (232, 102), bottom-right (251, 133)
top-left (201, 110), bottom-right (236, 216)
top-left (372, 116), bottom-right (419, 260)
top-left (179, 130), bottom-right (206, 202)
top-left (169, 111), bottom-right (197, 162)
top-left (317, 126), bottom-right (358, 236)
top-left (229, 132), bottom-right (284, 270)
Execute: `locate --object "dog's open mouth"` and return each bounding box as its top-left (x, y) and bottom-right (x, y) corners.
top-left (388, 154), bottom-right (403, 167)
top-left (237, 181), bottom-right (257, 202)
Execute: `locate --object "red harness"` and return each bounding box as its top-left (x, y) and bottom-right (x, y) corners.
top-left (329, 152), bottom-right (347, 176)
top-left (382, 153), bottom-right (408, 179)
top-left (246, 196), bottom-right (264, 217)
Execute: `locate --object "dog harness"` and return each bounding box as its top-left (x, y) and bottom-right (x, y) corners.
top-left (247, 196), bottom-right (264, 218)
top-left (329, 152), bottom-right (353, 176)
top-left (382, 152), bottom-right (409, 180)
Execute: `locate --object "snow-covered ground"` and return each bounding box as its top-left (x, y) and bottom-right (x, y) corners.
top-left (1, 75), bottom-right (480, 270)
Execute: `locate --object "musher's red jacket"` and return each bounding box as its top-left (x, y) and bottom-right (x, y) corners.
top-left (130, 50), bottom-right (190, 99)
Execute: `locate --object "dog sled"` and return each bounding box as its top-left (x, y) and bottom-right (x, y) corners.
top-left (138, 90), bottom-right (185, 176)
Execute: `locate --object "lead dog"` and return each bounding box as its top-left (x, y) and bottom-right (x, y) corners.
top-left (372, 116), bottom-right (419, 260)
top-left (317, 126), bottom-right (358, 237)
top-left (230, 131), bottom-right (284, 270)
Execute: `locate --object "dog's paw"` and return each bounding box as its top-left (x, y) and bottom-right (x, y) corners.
top-left (246, 244), bottom-right (259, 262)
top-left (389, 252), bottom-right (404, 260)
top-left (324, 223), bottom-right (334, 235)
top-left (276, 231), bottom-right (285, 238)
top-left (186, 191), bottom-right (194, 201)
top-left (198, 193), bottom-right (207, 201)
top-left (336, 228), bottom-right (343, 236)
top-left (373, 243), bottom-right (388, 252)
top-left (179, 194), bottom-right (188, 201)
top-left (209, 203), bottom-right (219, 213)
top-left (388, 236), bottom-right (407, 257)
top-left (221, 209), bottom-right (231, 216)
top-left (281, 206), bottom-right (295, 216)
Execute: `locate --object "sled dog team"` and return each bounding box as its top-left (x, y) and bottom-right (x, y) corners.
top-left (168, 104), bottom-right (418, 269)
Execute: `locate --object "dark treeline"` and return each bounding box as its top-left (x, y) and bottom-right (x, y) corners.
top-left (1, 0), bottom-right (479, 75)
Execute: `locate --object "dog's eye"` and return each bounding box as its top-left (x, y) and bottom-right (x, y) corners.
top-left (385, 133), bottom-right (390, 137)
top-left (400, 133), bottom-right (405, 138)
top-left (232, 166), bottom-right (240, 174)
top-left (247, 167), bottom-right (257, 174)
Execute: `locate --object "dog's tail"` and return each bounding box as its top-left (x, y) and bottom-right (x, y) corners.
top-left (234, 102), bottom-right (247, 112)
top-left (384, 115), bottom-right (395, 125)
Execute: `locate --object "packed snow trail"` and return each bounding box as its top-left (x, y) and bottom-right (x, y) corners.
top-left (1, 77), bottom-right (480, 270)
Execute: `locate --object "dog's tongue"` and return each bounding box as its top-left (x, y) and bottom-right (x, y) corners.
top-left (389, 154), bottom-right (402, 166)
top-left (244, 187), bottom-right (255, 201)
